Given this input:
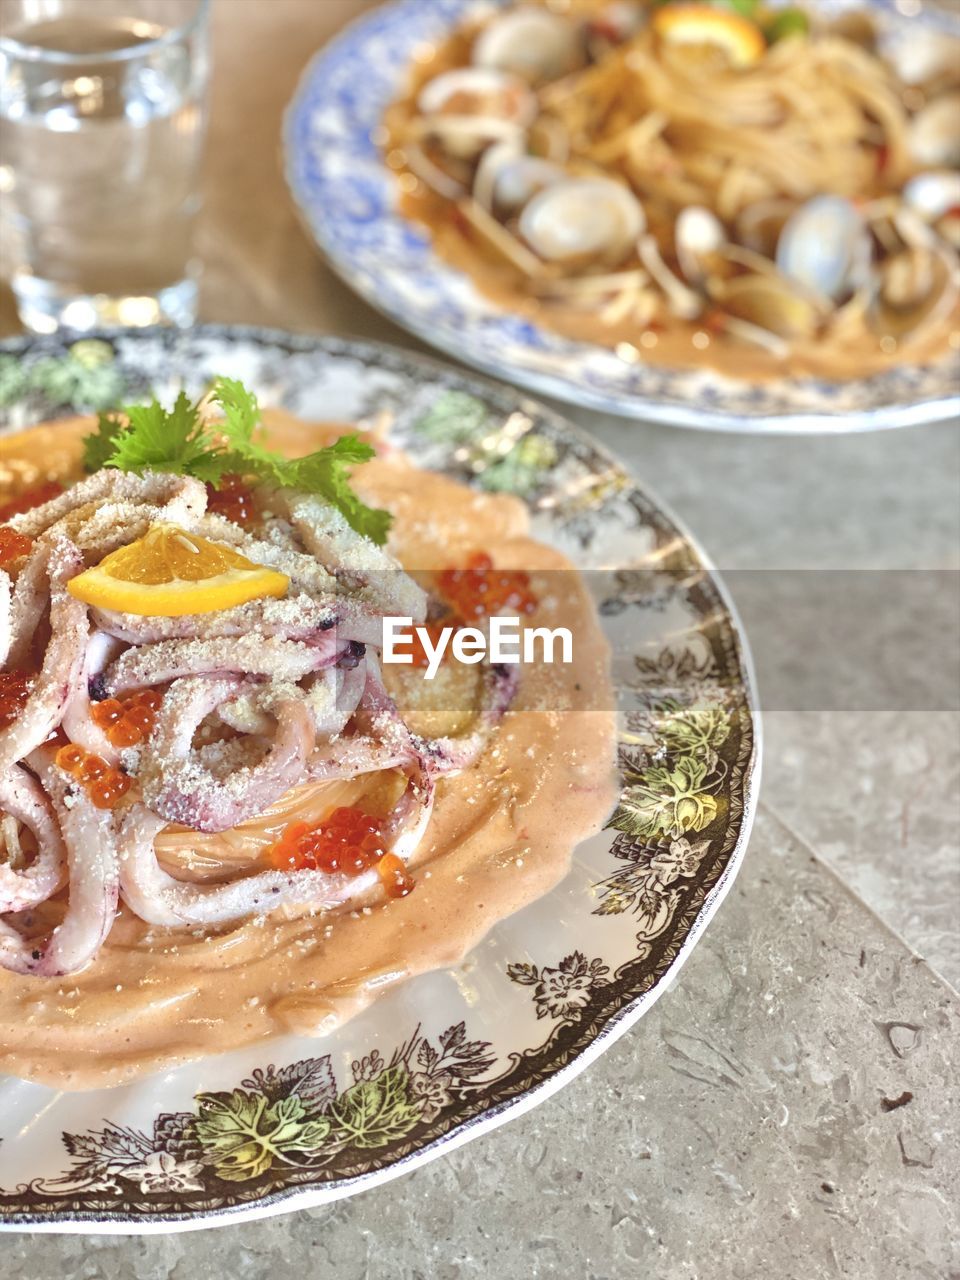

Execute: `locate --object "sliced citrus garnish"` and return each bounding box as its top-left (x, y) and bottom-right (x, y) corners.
top-left (67, 523), bottom-right (289, 617)
top-left (652, 5), bottom-right (766, 68)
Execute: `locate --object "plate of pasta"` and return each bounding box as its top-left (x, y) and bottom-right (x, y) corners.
top-left (0, 326), bottom-right (758, 1231)
top-left (285, 0), bottom-right (960, 431)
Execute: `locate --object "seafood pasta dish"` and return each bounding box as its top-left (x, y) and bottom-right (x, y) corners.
top-left (0, 383), bottom-right (615, 1088)
top-left (384, 0), bottom-right (960, 379)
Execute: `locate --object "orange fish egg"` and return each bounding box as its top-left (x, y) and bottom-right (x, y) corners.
top-left (54, 743), bottom-right (86, 775)
top-left (90, 771), bottom-right (132, 810)
top-left (0, 671), bottom-right (35, 731)
top-left (437, 550), bottom-right (537, 620)
top-left (377, 852), bottom-right (414, 899)
top-left (205, 476), bottom-right (257, 528)
top-left (0, 527), bottom-right (33, 569)
top-left (55, 742), bottom-right (133, 809)
top-left (265, 807), bottom-right (407, 889)
top-left (92, 688), bottom-right (163, 747)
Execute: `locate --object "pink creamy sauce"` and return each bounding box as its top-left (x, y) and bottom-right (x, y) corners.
top-left (0, 411), bottom-right (618, 1088)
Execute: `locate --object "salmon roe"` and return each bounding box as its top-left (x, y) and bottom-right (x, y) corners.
top-left (0, 671), bottom-right (35, 730)
top-left (376, 853), bottom-right (414, 899)
top-left (0, 526), bottom-right (33, 568)
top-left (205, 476), bottom-right (256, 527)
top-left (0, 481), bottom-right (64, 522)
top-left (405, 553), bottom-right (538, 670)
top-left (54, 743), bottom-right (132, 810)
top-left (266, 806), bottom-right (414, 897)
top-left (437, 551), bottom-right (537, 621)
top-left (91, 687), bottom-right (163, 748)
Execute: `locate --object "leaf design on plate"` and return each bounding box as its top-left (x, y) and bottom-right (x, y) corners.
top-left (634, 887), bottom-right (682, 943)
top-left (193, 1090), bottom-right (331, 1182)
top-left (480, 434), bottom-right (558, 496)
top-left (63, 1122), bottom-right (152, 1165)
top-left (505, 960), bottom-right (540, 986)
top-left (433, 1022), bottom-right (496, 1080)
top-left (633, 641), bottom-right (716, 688)
top-left (61, 1131), bottom-right (109, 1162)
top-left (328, 1065), bottom-right (422, 1150)
top-left (0, 344), bottom-right (127, 412)
top-left (655, 699), bottom-right (731, 760)
top-left (609, 755), bottom-right (719, 839)
top-left (412, 390), bottom-right (489, 442)
top-left (242, 1056), bottom-right (337, 1115)
top-left (417, 1039), bottom-right (440, 1072)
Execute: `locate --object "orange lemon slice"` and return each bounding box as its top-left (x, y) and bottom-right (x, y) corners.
top-left (652, 5), bottom-right (766, 68)
top-left (67, 523), bottom-right (290, 617)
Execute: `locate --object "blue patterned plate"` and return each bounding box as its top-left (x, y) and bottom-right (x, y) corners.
top-left (283, 0), bottom-right (960, 433)
top-left (0, 327), bottom-right (758, 1231)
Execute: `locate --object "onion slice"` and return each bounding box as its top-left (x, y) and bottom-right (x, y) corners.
top-left (8, 472), bottom-right (207, 539)
top-left (140, 675), bottom-right (316, 832)
top-left (4, 540), bottom-right (51, 669)
top-left (118, 744), bottom-right (434, 928)
top-left (101, 631), bottom-right (344, 697)
top-left (0, 749), bottom-right (120, 977)
top-left (61, 631), bottom-right (125, 761)
top-left (91, 593), bottom-right (339, 644)
top-left (0, 537), bottom-right (88, 775)
top-left (118, 804), bottom-right (380, 926)
top-left (0, 763), bottom-right (67, 914)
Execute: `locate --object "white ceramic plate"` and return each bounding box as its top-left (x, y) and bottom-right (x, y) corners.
top-left (0, 327), bottom-right (759, 1232)
top-left (283, 0), bottom-right (960, 433)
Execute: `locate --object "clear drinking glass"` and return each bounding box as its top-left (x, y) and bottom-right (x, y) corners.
top-left (0, 0), bottom-right (209, 333)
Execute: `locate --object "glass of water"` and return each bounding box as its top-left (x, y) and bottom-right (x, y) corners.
top-left (0, 0), bottom-right (209, 333)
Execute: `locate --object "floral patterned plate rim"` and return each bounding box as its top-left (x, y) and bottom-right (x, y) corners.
top-left (0, 325), bottom-right (760, 1232)
top-left (283, 0), bottom-right (960, 435)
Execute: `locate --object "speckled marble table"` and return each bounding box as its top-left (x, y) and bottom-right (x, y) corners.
top-left (1, 2), bottom-right (958, 1276)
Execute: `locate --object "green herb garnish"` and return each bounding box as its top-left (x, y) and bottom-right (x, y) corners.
top-left (715, 0), bottom-right (761, 19)
top-left (81, 378), bottom-right (392, 545)
top-left (96, 392), bottom-right (228, 485)
top-left (763, 7), bottom-right (809, 41)
top-left (81, 409), bottom-right (128, 474)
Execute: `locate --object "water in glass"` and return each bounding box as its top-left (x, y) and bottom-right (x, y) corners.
top-left (0, 1), bottom-right (209, 332)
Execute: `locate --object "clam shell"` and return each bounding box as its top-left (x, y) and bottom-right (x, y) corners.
top-left (719, 274), bottom-right (826, 340)
top-left (473, 8), bottom-right (586, 85)
top-left (417, 68), bottom-right (537, 159)
top-left (474, 144), bottom-right (565, 216)
top-left (882, 28), bottom-right (960, 86)
top-left (518, 178), bottom-right (645, 265)
top-left (776, 196), bottom-right (868, 301)
top-left (908, 94), bottom-right (960, 169)
top-left (872, 246), bottom-right (955, 341)
top-left (903, 171), bottom-right (960, 223)
top-left (675, 206), bottom-right (725, 284)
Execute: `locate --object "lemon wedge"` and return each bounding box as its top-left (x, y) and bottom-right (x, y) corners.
top-left (67, 524), bottom-right (290, 617)
top-left (652, 5), bottom-right (766, 68)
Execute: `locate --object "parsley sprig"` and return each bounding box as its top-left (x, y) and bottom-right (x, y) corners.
top-left (81, 378), bottom-right (392, 545)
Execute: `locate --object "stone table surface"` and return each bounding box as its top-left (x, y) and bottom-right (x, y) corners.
top-left (1, 2), bottom-right (958, 1277)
